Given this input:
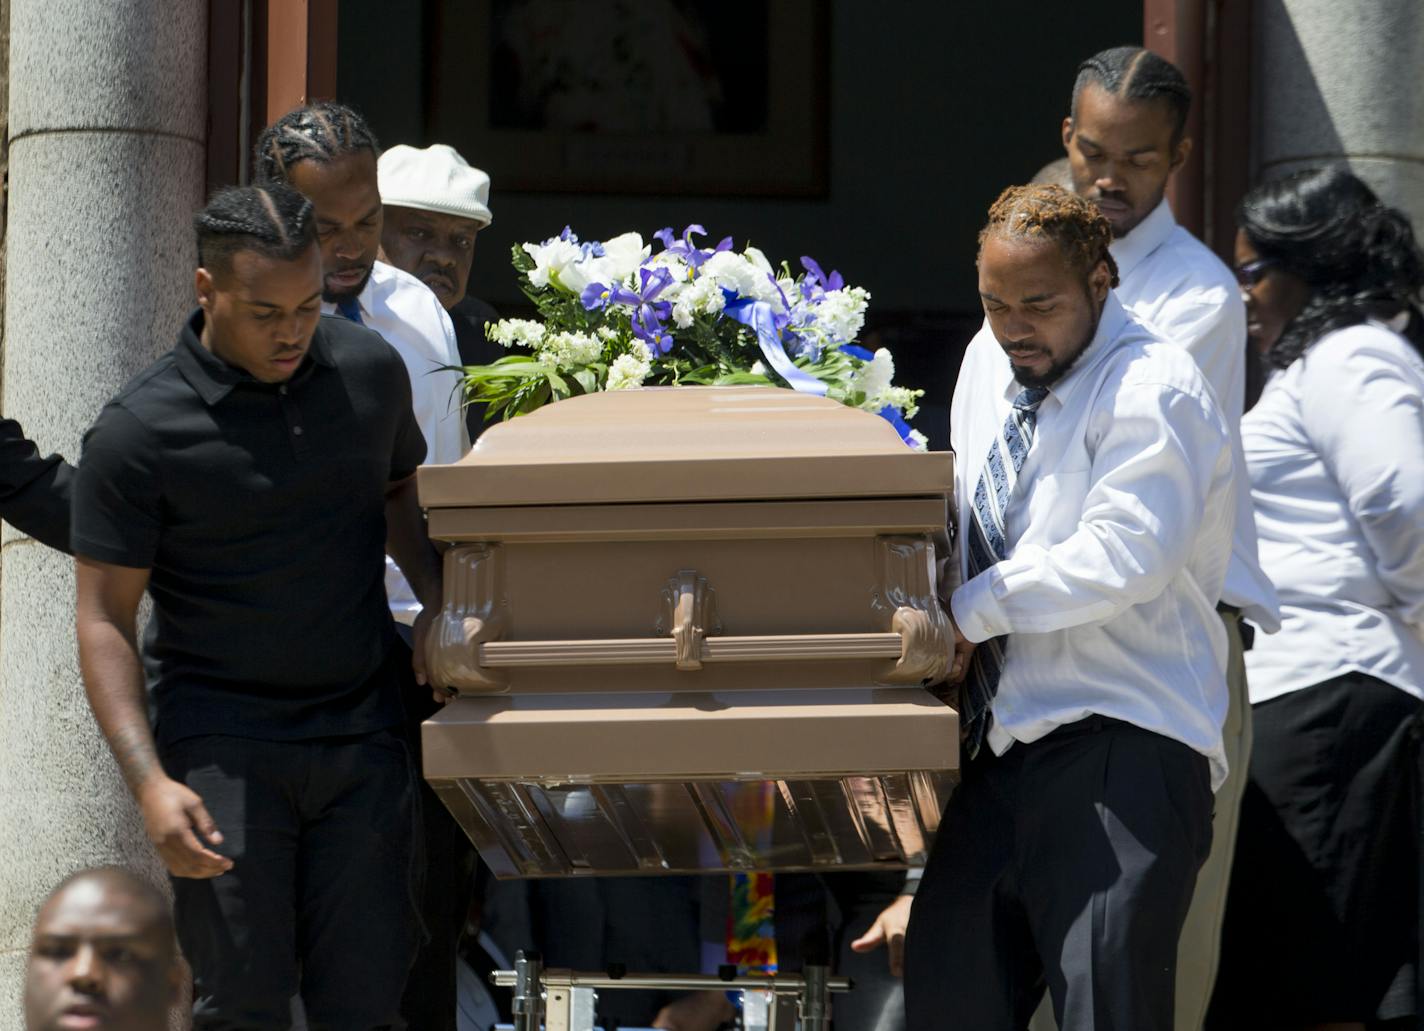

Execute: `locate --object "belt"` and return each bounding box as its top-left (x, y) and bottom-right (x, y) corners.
top-left (1215, 602), bottom-right (1254, 651)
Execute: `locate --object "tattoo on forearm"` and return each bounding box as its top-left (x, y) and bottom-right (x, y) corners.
top-left (108, 724), bottom-right (160, 792)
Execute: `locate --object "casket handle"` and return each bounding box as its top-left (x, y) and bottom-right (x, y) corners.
top-left (428, 550), bottom-right (950, 693)
top-left (477, 632), bottom-right (905, 668)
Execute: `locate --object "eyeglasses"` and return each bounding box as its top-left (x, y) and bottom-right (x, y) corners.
top-left (1234, 259), bottom-right (1273, 288)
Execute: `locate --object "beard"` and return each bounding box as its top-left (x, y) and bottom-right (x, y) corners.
top-left (1005, 304), bottom-right (1102, 389)
top-left (321, 264), bottom-right (374, 304)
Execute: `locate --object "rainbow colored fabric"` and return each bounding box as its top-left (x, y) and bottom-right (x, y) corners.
top-left (727, 872), bottom-right (776, 973)
top-left (725, 783), bottom-right (777, 973)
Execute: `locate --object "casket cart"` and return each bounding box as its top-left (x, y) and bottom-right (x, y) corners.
top-left (416, 386), bottom-right (959, 880)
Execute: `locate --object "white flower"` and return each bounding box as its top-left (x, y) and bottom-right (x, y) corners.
top-left (487, 318), bottom-right (547, 350)
top-left (647, 250), bottom-right (696, 284)
top-left (853, 347), bottom-right (895, 400)
top-left (594, 232), bottom-right (650, 284)
top-left (606, 351), bottom-right (651, 390)
top-left (523, 231), bottom-right (650, 295)
top-left (776, 277), bottom-right (803, 308)
top-left (749, 360), bottom-right (767, 376)
top-left (743, 246), bottom-right (775, 276)
top-left (560, 232), bottom-right (651, 295)
top-left (539, 331), bottom-right (603, 367)
top-left (671, 274), bottom-right (727, 328)
top-left (522, 237), bottom-right (583, 291)
top-left (813, 286), bottom-right (870, 344)
top-left (702, 250), bottom-right (782, 307)
top-left (596, 325), bottom-right (620, 342)
top-left (875, 385), bottom-right (922, 420)
top-left (907, 429), bottom-right (929, 451)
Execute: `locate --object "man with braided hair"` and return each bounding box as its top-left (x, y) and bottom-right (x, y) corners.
top-left (901, 185), bottom-right (1235, 1030)
top-left (256, 101), bottom-right (468, 630)
top-left (73, 183), bottom-right (442, 1027)
top-left (1059, 46), bottom-right (1279, 1031)
top-left (256, 101), bottom-right (475, 1030)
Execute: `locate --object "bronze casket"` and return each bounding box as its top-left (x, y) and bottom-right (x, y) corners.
top-left (417, 387), bottom-right (959, 877)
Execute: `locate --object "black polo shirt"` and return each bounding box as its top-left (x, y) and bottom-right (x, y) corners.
top-left (73, 311), bottom-right (427, 749)
top-left (0, 417), bottom-right (74, 553)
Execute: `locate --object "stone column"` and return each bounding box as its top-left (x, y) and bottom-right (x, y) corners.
top-left (1255, 0), bottom-right (1424, 230)
top-left (0, 0), bottom-right (206, 1021)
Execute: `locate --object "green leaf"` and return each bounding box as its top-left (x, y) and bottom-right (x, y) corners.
top-left (712, 370), bottom-right (775, 385)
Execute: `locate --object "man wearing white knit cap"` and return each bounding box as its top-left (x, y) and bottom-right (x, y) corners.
top-left (379, 143), bottom-right (503, 440)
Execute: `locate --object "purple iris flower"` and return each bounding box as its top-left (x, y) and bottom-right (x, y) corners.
top-left (655, 224), bottom-right (733, 271)
top-left (580, 281), bottom-right (614, 311)
top-left (800, 256), bottom-right (845, 301)
top-left (584, 267), bottom-right (676, 355)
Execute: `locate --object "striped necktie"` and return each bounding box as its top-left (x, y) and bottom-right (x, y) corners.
top-left (336, 298), bottom-right (364, 325)
top-left (961, 385), bottom-right (1050, 759)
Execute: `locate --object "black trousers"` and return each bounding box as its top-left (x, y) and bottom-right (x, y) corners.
top-left (904, 717), bottom-right (1213, 1031)
top-left (1208, 673), bottom-right (1423, 1027)
top-left (391, 631), bottom-right (481, 1031)
top-left (165, 730), bottom-right (421, 1030)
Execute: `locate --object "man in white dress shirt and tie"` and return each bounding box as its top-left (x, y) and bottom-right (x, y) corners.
top-left (254, 103), bottom-right (472, 1031)
top-left (902, 184), bottom-right (1234, 1030)
top-left (857, 58), bottom-right (1278, 1009)
top-left (1053, 47), bottom-right (1280, 1031)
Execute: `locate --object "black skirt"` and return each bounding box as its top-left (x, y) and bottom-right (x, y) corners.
top-left (1208, 671), bottom-right (1424, 1027)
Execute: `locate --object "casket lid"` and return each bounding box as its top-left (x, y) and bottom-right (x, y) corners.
top-left (419, 386), bottom-right (952, 508)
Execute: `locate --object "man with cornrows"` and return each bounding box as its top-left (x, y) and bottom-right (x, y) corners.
top-left (255, 102), bottom-right (473, 1030)
top-left (255, 102), bottom-right (468, 631)
top-left (903, 185), bottom-right (1235, 1031)
top-left (1054, 48), bottom-right (1279, 1031)
top-left (73, 183), bottom-right (442, 1027)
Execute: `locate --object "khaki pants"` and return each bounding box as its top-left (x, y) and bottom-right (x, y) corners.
top-left (1027, 611), bottom-right (1250, 1031)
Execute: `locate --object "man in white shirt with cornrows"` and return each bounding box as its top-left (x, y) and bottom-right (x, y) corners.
top-left (902, 184), bottom-right (1234, 1031)
top-left (253, 102), bottom-right (472, 1031)
top-left (253, 104), bottom-right (468, 636)
top-left (1054, 47), bottom-right (1280, 1031)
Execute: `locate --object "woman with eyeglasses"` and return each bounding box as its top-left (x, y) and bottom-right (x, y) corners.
top-left (1207, 166), bottom-right (1424, 1031)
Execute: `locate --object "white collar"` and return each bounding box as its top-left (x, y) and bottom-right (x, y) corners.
top-left (1109, 198), bottom-right (1176, 280)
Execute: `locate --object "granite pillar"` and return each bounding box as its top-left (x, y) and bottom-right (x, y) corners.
top-left (0, 0), bottom-right (206, 1022)
top-left (1256, 0), bottom-right (1424, 230)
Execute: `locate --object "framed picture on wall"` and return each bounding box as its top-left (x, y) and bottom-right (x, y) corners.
top-left (424, 0), bottom-right (829, 197)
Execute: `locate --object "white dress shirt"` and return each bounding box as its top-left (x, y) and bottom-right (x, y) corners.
top-left (1111, 198), bottom-right (1281, 631)
top-left (324, 260), bottom-right (469, 623)
top-left (1242, 322), bottom-right (1424, 704)
top-left (950, 295), bottom-right (1236, 788)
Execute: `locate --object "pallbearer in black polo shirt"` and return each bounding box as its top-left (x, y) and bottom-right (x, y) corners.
top-left (72, 184), bottom-right (444, 1029)
top-left (0, 418), bottom-right (73, 553)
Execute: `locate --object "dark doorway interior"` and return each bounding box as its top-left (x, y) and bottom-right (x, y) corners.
top-left (338, 0), bottom-right (1139, 448)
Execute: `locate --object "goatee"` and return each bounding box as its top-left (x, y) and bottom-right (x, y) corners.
top-left (1006, 309), bottom-right (1102, 389)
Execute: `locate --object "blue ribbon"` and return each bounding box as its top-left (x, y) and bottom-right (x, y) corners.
top-left (841, 345), bottom-right (918, 447)
top-left (878, 404), bottom-right (917, 447)
top-left (723, 290), bottom-right (828, 397)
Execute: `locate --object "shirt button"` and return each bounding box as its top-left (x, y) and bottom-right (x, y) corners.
top-left (293, 426), bottom-right (304, 436)
top-left (279, 385), bottom-right (288, 395)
